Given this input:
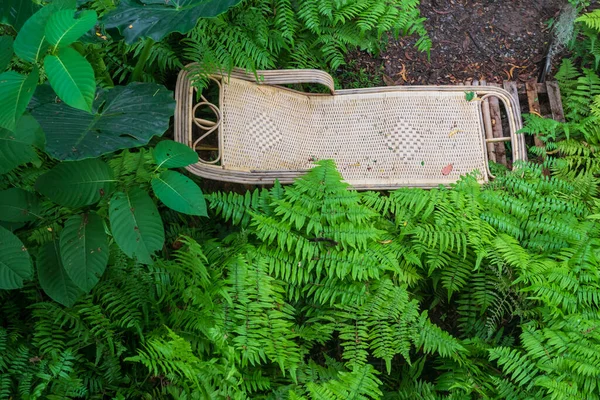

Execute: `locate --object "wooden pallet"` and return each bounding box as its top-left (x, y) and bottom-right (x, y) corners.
top-left (460, 79), bottom-right (565, 167)
top-left (525, 80), bottom-right (565, 149)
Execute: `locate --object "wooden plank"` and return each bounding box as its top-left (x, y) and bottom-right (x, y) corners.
top-left (546, 81), bottom-right (566, 122)
top-left (487, 82), bottom-right (507, 166)
top-left (535, 83), bottom-right (547, 94)
top-left (479, 80), bottom-right (497, 162)
top-left (526, 80), bottom-right (545, 148)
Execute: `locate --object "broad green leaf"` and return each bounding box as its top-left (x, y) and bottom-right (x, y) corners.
top-left (0, 69), bottom-right (38, 132)
top-left (13, 4), bottom-right (55, 62)
top-left (35, 158), bottom-right (115, 207)
top-left (59, 213), bottom-right (108, 292)
top-left (0, 225), bottom-right (32, 289)
top-left (109, 187), bottom-right (164, 264)
top-left (0, 188), bottom-right (42, 222)
top-left (37, 240), bottom-right (81, 307)
top-left (0, 0), bottom-right (40, 31)
top-left (0, 114), bottom-right (45, 173)
top-left (46, 9), bottom-right (97, 49)
top-left (153, 140), bottom-right (199, 169)
top-left (44, 47), bottom-right (95, 112)
top-left (151, 171), bottom-right (207, 216)
top-left (13, 113), bottom-right (45, 149)
top-left (0, 36), bottom-right (13, 72)
top-left (103, 0), bottom-right (243, 44)
top-left (31, 83), bottom-right (175, 160)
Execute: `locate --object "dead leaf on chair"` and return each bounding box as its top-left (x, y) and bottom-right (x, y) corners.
top-left (441, 164), bottom-right (453, 175)
top-left (449, 128), bottom-right (461, 137)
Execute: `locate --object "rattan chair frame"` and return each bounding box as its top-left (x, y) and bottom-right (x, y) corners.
top-left (174, 65), bottom-right (525, 189)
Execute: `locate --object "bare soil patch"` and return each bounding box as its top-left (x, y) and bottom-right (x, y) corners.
top-left (341, 0), bottom-right (566, 86)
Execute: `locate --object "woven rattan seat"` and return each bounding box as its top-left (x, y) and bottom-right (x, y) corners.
top-left (174, 66), bottom-right (525, 189)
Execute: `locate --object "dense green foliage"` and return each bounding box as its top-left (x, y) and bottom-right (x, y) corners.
top-left (521, 7), bottom-right (600, 179)
top-left (0, 142), bottom-right (207, 306)
top-left (2, 0), bottom-right (600, 399)
top-left (83, 0), bottom-right (430, 86)
top-left (3, 157), bottom-right (600, 398)
top-left (184, 0), bottom-right (430, 84)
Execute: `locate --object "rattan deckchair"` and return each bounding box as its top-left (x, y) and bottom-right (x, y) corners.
top-left (174, 65), bottom-right (526, 189)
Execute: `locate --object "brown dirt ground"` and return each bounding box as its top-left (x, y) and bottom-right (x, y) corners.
top-left (341, 0), bottom-right (566, 87)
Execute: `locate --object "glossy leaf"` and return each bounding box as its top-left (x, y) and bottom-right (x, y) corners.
top-left (0, 69), bottom-right (39, 132)
top-left (0, 188), bottom-right (42, 222)
top-left (37, 241), bottom-right (81, 307)
top-left (109, 187), bottom-right (164, 264)
top-left (0, 114), bottom-right (45, 173)
top-left (35, 158), bottom-right (115, 207)
top-left (13, 4), bottom-right (56, 62)
top-left (46, 9), bottom-right (97, 49)
top-left (0, 36), bottom-right (13, 72)
top-left (0, 0), bottom-right (40, 32)
top-left (153, 140), bottom-right (198, 169)
top-left (44, 47), bottom-right (95, 112)
top-left (59, 213), bottom-right (108, 292)
top-left (151, 170), bottom-right (207, 216)
top-left (103, 0), bottom-right (243, 44)
top-left (31, 83), bottom-right (175, 160)
top-left (0, 225), bottom-right (32, 289)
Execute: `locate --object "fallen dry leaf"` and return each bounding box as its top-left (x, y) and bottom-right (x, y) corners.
top-left (383, 74), bottom-right (396, 86)
top-left (441, 164), bottom-right (453, 175)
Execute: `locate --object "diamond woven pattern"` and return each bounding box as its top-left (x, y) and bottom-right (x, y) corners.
top-left (221, 78), bottom-right (487, 186)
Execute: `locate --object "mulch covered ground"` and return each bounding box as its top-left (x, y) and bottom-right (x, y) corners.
top-left (341, 0), bottom-right (566, 86)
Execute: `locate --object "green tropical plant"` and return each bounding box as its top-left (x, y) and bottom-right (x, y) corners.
top-left (1, 0), bottom-right (97, 123)
top-left (3, 158), bottom-right (600, 398)
top-left (8, 0), bottom-right (600, 398)
top-left (520, 59), bottom-right (600, 178)
top-left (30, 82), bottom-right (176, 160)
top-left (1, 0), bottom-right (180, 162)
top-left (102, 0), bottom-right (244, 44)
top-left (98, 0), bottom-right (243, 82)
top-left (183, 0), bottom-right (430, 85)
top-left (0, 0), bottom-right (41, 31)
top-left (0, 140), bottom-right (207, 306)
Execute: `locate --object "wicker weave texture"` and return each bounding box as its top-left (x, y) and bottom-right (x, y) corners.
top-left (219, 78), bottom-right (488, 186)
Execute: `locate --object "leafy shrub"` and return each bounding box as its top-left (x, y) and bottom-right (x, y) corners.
top-left (3, 159), bottom-right (600, 398)
top-left (184, 0), bottom-right (431, 84)
top-left (0, 141), bottom-right (207, 306)
top-left (5, 1), bottom-right (600, 399)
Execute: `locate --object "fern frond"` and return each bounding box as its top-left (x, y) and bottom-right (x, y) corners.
top-left (577, 10), bottom-right (600, 32)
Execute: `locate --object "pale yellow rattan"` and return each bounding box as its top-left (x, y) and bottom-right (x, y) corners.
top-left (174, 65), bottom-right (525, 189)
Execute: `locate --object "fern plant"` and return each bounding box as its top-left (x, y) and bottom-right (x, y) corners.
top-left (4, 156), bottom-right (600, 398)
top-left (208, 160), bottom-right (469, 391)
top-left (519, 59), bottom-right (600, 178)
top-left (184, 0), bottom-right (430, 85)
